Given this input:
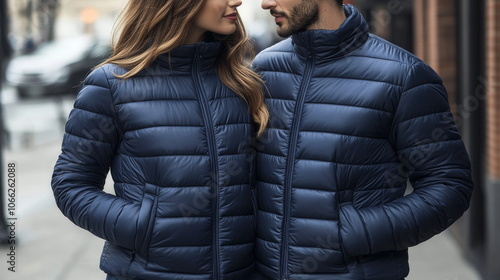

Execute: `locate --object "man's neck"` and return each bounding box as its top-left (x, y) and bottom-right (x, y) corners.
top-left (309, 3), bottom-right (346, 31)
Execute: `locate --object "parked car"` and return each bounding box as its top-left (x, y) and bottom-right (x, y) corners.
top-left (6, 36), bottom-right (111, 98)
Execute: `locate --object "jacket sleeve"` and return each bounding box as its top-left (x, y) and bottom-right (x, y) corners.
top-left (51, 67), bottom-right (140, 251)
top-left (340, 61), bottom-right (474, 257)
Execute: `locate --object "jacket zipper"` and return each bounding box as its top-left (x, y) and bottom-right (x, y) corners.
top-left (280, 49), bottom-right (315, 280)
top-left (192, 49), bottom-right (220, 280)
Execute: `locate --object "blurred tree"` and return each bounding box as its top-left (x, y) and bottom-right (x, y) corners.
top-left (13, 0), bottom-right (60, 53)
top-left (1, 0), bottom-right (12, 66)
top-left (37, 0), bottom-right (59, 42)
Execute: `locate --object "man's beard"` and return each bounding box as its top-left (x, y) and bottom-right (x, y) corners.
top-left (274, 0), bottom-right (319, 38)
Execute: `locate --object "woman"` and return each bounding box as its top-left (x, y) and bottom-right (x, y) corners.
top-left (51, 0), bottom-right (268, 279)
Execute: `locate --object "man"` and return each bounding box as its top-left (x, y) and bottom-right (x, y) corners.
top-left (252, 1), bottom-right (474, 279)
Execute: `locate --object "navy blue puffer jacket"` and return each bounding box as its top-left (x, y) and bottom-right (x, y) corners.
top-left (252, 5), bottom-right (473, 280)
top-left (51, 41), bottom-right (256, 280)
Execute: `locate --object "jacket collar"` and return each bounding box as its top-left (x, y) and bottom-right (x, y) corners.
top-left (291, 5), bottom-right (369, 61)
top-left (155, 38), bottom-right (222, 73)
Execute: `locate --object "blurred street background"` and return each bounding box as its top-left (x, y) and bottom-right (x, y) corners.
top-left (0, 0), bottom-right (498, 279)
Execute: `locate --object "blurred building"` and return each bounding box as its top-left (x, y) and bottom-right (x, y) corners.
top-left (352, 1), bottom-right (499, 279)
top-left (7, 0), bottom-right (124, 53)
top-left (56, 0), bottom-right (124, 40)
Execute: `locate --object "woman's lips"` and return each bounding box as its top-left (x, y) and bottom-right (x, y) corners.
top-left (224, 13), bottom-right (237, 21)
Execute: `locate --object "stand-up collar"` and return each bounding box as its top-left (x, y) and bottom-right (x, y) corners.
top-left (155, 40), bottom-right (222, 73)
top-left (291, 5), bottom-right (369, 61)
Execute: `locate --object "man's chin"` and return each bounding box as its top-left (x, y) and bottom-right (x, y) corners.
top-left (276, 24), bottom-right (288, 37)
top-left (277, 27), bottom-right (293, 38)
top-left (277, 31), bottom-right (291, 38)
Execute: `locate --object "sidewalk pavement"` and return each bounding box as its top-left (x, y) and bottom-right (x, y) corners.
top-left (0, 139), bottom-right (483, 280)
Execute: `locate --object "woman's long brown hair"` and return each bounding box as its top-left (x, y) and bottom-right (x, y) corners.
top-left (98, 0), bottom-right (268, 136)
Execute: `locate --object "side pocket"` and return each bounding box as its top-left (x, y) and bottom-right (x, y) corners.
top-left (100, 241), bottom-right (111, 267)
top-left (337, 206), bottom-right (352, 267)
top-left (339, 203), bottom-right (371, 258)
top-left (135, 183), bottom-right (159, 257)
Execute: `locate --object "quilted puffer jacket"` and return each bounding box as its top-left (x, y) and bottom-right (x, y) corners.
top-left (252, 5), bottom-right (473, 280)
top-left (51, 41), bottom-right (257, 280)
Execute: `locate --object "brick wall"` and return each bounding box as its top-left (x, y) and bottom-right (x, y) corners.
top-left (487, 0), bottom-right (500, 180)
top-left (413, 0), bottom-right (457, 109)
